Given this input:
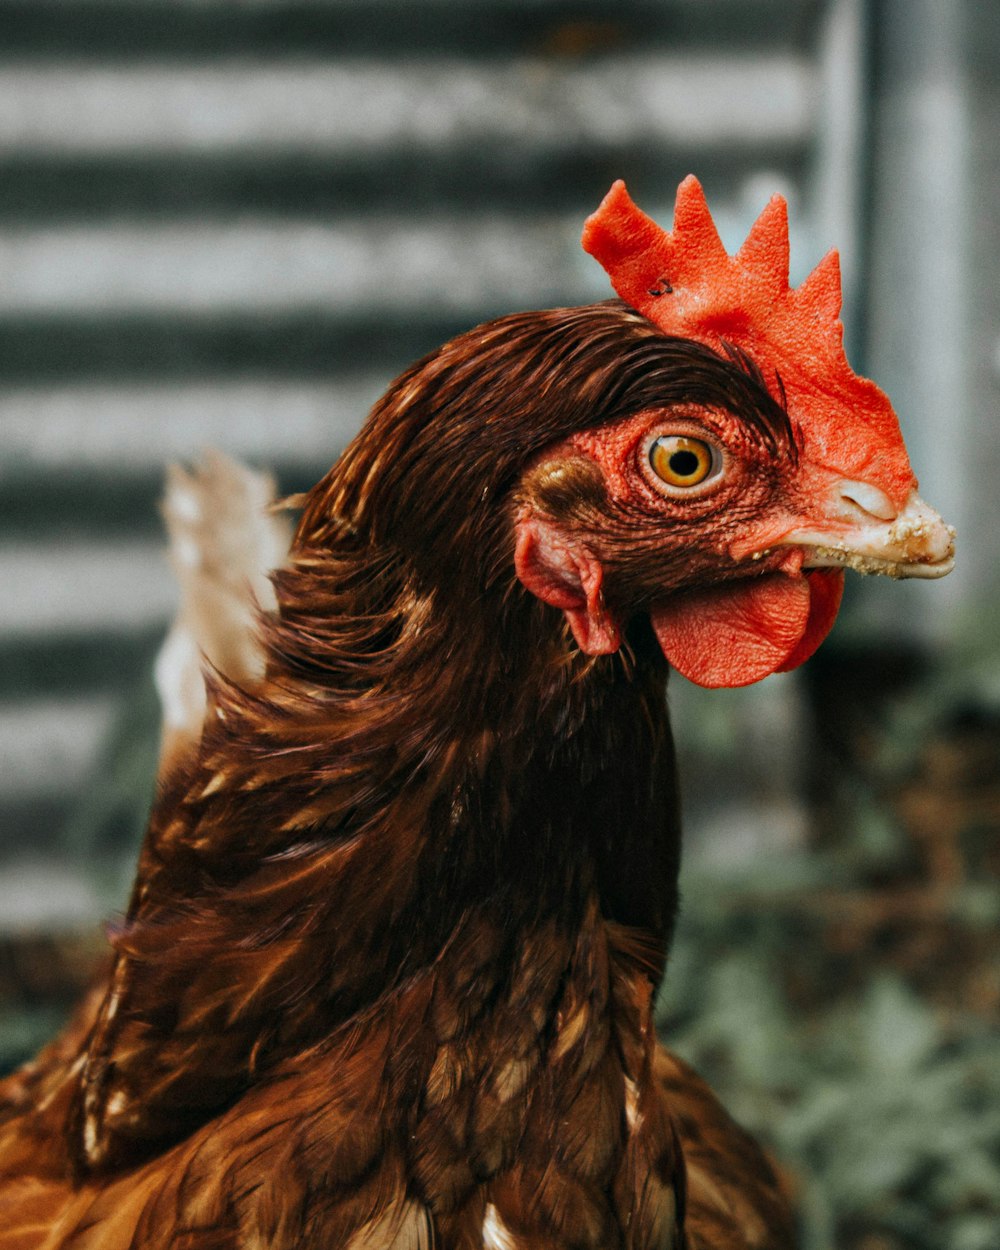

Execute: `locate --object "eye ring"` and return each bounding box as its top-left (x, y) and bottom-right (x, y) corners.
top-left (647, 435), bottom-right (721, 491)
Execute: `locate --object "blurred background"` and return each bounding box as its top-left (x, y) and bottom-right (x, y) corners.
top-left (0, 1), bottom-right (997, 1245)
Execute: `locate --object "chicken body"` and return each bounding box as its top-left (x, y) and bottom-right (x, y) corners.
top-left (0, 307), bottom-right (801, 1248)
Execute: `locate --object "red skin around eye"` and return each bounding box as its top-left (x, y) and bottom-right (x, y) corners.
top-left (528, 415), bottom-right (849, 688)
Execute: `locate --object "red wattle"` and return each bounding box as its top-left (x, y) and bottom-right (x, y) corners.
top-left (776, 569), bottom-right (844, 672)
top-left (649, 570), bottom-right (842, 689)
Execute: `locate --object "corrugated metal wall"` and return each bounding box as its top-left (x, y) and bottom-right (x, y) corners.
top-left (1, 0), bottom-right (854, 920)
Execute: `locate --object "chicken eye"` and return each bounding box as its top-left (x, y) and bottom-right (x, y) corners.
top-left (648, 436), bottom-right (718, 489)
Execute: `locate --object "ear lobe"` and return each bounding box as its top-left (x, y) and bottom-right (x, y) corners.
top-left (514, 515), bottom-right (621, 655)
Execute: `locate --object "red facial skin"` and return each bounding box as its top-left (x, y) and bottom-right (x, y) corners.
top-left (573, 410), bottom-right (848, 685)
top-left (516, 403), bottom-right (847, 687)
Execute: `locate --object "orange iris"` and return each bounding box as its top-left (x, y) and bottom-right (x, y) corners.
top-left (649, 436), bottom-right (715, 488)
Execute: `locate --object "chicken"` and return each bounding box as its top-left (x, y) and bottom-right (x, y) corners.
top-left (0, 177), bottom-right (953, 1248)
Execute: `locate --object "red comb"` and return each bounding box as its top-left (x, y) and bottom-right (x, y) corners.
top-left (582, 176), bottom-right (840, 362)
top-left (582, 177), bottom-right (913, 501)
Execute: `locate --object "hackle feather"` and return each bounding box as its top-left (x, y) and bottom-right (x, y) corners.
top-left (0, 303), bottom-right (798, 1249)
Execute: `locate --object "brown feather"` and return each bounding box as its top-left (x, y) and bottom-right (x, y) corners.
top-left (0, 302), bottom-right (798, 1248)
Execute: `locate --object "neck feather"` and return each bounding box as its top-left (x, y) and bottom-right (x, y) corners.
top-left (73, 528), bottom-right (681, 1174)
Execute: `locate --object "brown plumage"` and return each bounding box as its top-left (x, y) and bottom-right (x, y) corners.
top-left (0, 173), bottom-right (955, 1240)
top-left (0, 303), bottom-right (803, 1247)
top-left (0, 169), bottom-right (954, 1245)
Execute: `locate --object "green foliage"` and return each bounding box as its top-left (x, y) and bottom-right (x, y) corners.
top-left (660, 859), bottom-right (1000, 1249)
top-left (59, 676), bottom-right (161, 865)
top-left (0, 1006), bottom-right (68, 1078)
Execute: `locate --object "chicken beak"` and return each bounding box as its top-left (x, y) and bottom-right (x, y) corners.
top-left (777, 485), bottom-right (956, 580)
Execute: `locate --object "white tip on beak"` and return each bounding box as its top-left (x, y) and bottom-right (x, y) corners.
top-left (783, 488), bottom-right (956, 580)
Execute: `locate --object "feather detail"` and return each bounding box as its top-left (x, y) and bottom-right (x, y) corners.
top-left (155, 450), bottom-right (292, 774)
top-left (656, 1049), bottom-right (798, 1248)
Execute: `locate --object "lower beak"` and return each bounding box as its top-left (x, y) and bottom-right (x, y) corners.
top-left (779, 488), bottom-right (956, 580)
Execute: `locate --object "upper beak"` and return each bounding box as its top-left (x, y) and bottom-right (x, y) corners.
top-left (776, 484), bottom-right (956, 580)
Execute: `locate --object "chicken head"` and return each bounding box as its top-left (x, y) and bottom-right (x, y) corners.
top-left (516, 177), bottom-right (954, 687)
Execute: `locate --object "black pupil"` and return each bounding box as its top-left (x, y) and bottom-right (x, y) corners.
top-left (669, 449), bottom-right (701, 478)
